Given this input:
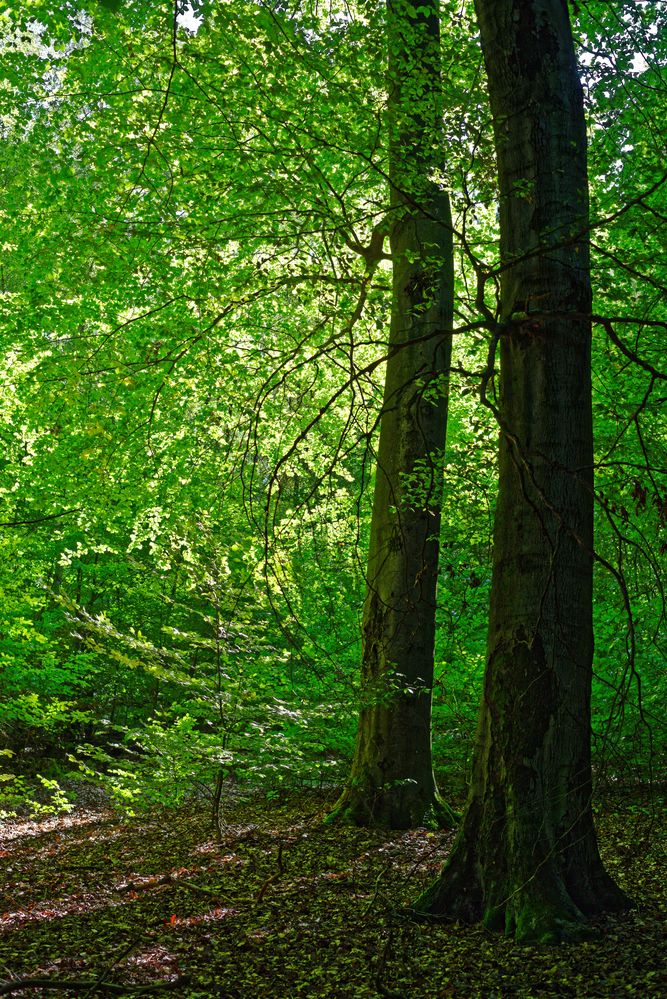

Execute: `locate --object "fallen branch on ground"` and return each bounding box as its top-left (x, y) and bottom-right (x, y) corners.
top-left (0, 976), bottom-right (191, 996)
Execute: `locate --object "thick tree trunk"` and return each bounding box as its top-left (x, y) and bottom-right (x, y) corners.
top-left (413, 0), bottom-right (631, 935)
top-left (327, 0), bottom-right (455, 829)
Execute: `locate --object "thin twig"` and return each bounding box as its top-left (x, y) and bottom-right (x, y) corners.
top-left (0, 976), bottom-right (191, 996)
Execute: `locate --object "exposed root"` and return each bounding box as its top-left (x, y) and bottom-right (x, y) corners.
top-left (325, 786), bottom-right (458, 830)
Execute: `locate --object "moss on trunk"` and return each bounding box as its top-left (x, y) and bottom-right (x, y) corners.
top-left (327, 0), bottom-right (455, 829)
top-left (411, 0), bottom-right (631, 934)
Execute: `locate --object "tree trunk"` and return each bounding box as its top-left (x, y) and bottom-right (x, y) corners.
top-left (412, 0), bottom-right (631, 935)
top-left (328, 0), bottom-right (455, 829)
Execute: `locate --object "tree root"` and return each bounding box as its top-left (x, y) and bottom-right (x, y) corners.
top-left (325, 788), bottom-right (459, 830)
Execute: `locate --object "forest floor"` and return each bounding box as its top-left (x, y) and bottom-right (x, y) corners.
top-left (0, 785), bottom-right (665, 998)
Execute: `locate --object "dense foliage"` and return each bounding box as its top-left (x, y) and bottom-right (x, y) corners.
top-left (0, 0), bottom-right (664, 830)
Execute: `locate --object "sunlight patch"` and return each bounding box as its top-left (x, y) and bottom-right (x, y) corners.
top-left (167, 907), bottom-right (238, 926)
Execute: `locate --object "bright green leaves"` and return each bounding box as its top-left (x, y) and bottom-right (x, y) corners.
top-left (0, 0), bottom-right (663, 823)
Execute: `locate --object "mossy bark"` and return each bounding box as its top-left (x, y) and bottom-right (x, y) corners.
top-left (327, 0), bottom-right (455, 830)
top-left (412, 0), bottom-right (631, 933)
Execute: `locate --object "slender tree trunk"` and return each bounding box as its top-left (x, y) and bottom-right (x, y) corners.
top-left (412, 0), bottom-right (631, 937)
top-left (328, 0), bottom-right (455, 829)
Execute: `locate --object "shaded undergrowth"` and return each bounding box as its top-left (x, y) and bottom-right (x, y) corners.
top-left (0, 787), bottom-right (664, 997)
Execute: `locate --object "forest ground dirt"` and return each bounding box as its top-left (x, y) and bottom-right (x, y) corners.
top-left (0, 786), bottom-right (665, 997)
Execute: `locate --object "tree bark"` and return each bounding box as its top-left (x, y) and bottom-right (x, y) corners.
top-left (412, 0), bottom-right (631, 935)
top-left (327, 0), bottom-right (455, 829)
